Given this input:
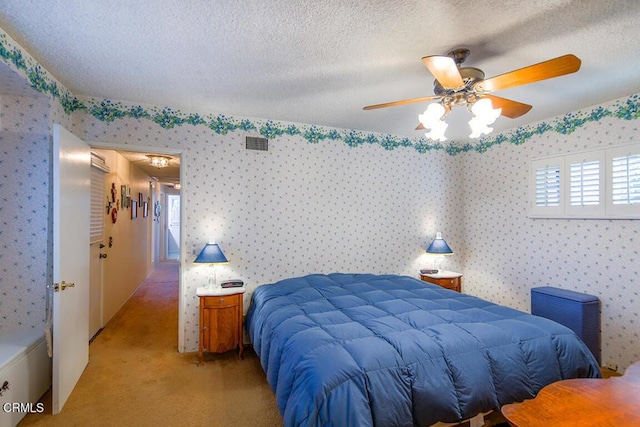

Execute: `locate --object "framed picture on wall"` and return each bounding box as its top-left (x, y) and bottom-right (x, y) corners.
top-left (143, 201), bottom-right (148, 218)
top-left (131, 200), bottom-right (137, 219)
top-left (154, 201), bottom-right (161, 220)
top-left (121, 185), bottom-right (127, 208)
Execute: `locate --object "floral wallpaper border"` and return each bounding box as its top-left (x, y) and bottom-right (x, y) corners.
top-left (1, 28), bottom-right (639, 155)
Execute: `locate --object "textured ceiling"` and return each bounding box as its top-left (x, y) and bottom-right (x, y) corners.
top-left (1, 0), bottom-right (640, 142)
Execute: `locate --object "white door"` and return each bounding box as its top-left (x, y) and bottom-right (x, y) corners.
top-left (52, 124), bottom-right (90, 414)
top-left (89, 161), bottom-right (107, 340)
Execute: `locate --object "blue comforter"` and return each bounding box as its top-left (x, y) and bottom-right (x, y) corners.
top-left (247, 273), bottom-right (600, 426)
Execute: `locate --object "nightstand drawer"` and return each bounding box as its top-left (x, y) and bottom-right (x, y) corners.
top-left (420, 274), bottom-right (462, 292)
top-left (202, 293), bottom-right (241, 308)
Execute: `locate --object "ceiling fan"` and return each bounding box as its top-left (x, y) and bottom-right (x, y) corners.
top-left (363, 48), bottom-right (581, 139)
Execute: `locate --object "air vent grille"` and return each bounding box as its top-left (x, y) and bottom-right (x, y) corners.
top-left (246, 136), bottom-right (268, 151)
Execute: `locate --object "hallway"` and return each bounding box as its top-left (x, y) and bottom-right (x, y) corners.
top-left (22, 262), bottom-right (281, 426)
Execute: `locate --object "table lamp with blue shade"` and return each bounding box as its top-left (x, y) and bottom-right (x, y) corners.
top-left (194, 242), bottom-right (229, 289)
top-left (426, 232), bottom-right (453, 271)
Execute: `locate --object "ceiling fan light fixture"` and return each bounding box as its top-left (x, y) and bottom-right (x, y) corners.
top-left (419, 103), bottom-right (449, 142)
top-left (147, 155), bottom-right (171, 168)
top-left (468, 98), bottom-right (502, 138)
top-left (418, 103), bottom-right (445, 128)
top-left (471, 98), bottom-right (501, 125)
top-left (425, 127), bottom-right (448, 142)
top-left (468, 117), bottom-right (494, 139)
top-left (424, 118), bottom-right (448, 142)
top-left (365, 49), bottom-right (580, 143)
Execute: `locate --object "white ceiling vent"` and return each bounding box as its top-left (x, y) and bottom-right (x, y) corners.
top-left (246, 136), bottom-right (268, 151)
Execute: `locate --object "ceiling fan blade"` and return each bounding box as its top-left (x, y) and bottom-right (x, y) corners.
top-left (483, 95), bottom-right (532, 118)
top-left (475, 54), bottom-right (581, 93)
top-left (363, 95), bottom-right (440, 110)
top-left (421, 55), bottom-right (465, 89)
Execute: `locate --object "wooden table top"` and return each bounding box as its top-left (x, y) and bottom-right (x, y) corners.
top-left (501, 361), bottom-right (640, 427)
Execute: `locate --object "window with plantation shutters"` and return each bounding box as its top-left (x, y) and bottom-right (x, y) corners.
top-left (90, 152), bottom-right (109, 243)
top-left (530, 143), bottom-right (640, 219)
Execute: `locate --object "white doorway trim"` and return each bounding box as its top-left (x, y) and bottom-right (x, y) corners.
top-left (88, 142), bottom-right (186, 352)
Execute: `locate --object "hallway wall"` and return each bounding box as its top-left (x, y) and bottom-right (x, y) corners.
top-left (94, 149), bottom-right (155, 325)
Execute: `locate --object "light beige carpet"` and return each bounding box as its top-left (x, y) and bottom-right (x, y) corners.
top-left (21, 261), bottom-right (282, 426)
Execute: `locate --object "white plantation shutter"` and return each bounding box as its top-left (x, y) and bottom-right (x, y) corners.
top-left (611, 154), bottom-right (640, 204)
top-left (90, 152), bottom-right (109, 243)
top-left (570, 160), bottom-right (600, 206)
top-left (530, 159), bottom-right (564, 217)
top-left (536, 166), bottom-right (561, 206)
top-left (565, 151), bottom-right (605, 217)
top-left (607, 145), bottom-right (640, 217)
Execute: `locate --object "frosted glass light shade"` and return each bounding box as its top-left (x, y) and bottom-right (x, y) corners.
top-left (472, 98), bottom-right (501, 124)
top-left (425, 120), bottom-right (448, 141)
top-left (469, 117), bottom-right (494, 138)
top-left (419, 104), bottom-right (448, 141)
top-left (418, 103), bottom-right (445, 128)
top-left (468, 98), bottom-right (502, 138)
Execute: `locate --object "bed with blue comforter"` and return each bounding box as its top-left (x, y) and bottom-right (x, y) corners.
top-left (247, 273), bottom-right (600, 426)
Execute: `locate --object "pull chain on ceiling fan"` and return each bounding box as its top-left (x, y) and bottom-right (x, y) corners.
top-left (363, 48), bottom-right (581, 141)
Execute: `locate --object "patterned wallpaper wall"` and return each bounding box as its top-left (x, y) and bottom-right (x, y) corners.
top-left (0, 26), bottom-right (638, 370)
top-left (69, 115), bottom-right (464, 352)
top-left (0, 93), bottom-right (51, 334)
top-left (460, 104), bottom-right (639, 371)
top-left (69, 98), bottom-right (639, 368)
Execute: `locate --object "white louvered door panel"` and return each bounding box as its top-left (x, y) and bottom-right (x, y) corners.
top-left (90, 167), bottom-right (105, 243)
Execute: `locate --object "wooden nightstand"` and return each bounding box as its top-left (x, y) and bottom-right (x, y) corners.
top-left (196, 286), bottom-right (246, 365)
top-left (420, 271), bottom-right (462, 292)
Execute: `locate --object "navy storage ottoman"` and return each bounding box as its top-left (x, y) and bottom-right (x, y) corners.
top-left (531, 286), bottom-right (600, 365)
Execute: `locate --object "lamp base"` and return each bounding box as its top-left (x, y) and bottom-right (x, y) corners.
top-left (206, 266), bottom-right (218, 290)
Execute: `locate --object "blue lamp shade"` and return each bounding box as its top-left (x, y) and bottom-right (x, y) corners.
top-left (194, 243), bottom-right (229, 264)
top-left (426, 232), bottom-right (454, 255)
